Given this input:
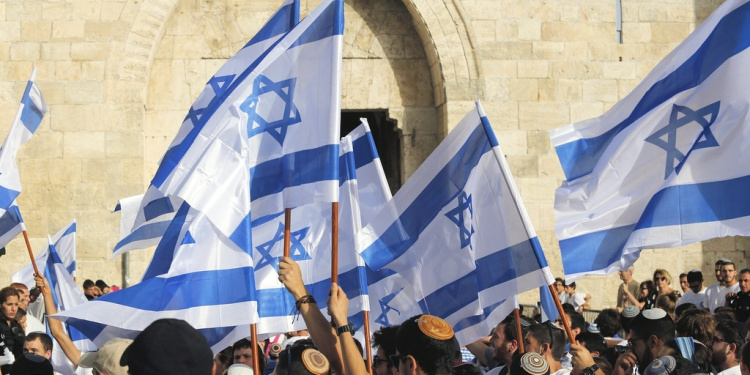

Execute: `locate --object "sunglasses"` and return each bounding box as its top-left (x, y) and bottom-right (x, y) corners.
top-left (389, 354), bottom-right (407, 368)
top-left (656, 277), bottom-right (667, 281)
top-left (373, 356), bottom-right (390, 367)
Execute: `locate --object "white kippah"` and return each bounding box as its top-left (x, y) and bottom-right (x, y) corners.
top-left (642, 308), bottom-right (668, 320)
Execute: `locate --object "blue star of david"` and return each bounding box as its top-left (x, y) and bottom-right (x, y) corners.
top-left (207, 75), bottom-right (234, 100)
top-left (445, 192), bottom-right (475, 249)
top-left (645, 101), bottom-right (720, 179)
top-left (185, 106), bottom-right (205, 126)
top-left (240, 74), bottom-right (301, 145)
top-left (375, 289), bottom-right (403, 326)
top-left (254, 222), bottom-right (312, 271)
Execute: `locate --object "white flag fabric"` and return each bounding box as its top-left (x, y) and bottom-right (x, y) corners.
top-left (13, 220), bottom-right (76, 290)
top-left (43, 232), bottom-right (96, 375)
top-left (144, 0), bottom-right (343, 247)
top-left (254, 122), bottom-right (381, 335)
top-left (551, 0), bottom-right (750, 281)
top-left (52, 208), bottom-right (258, 354)
top-left (357, 101), bottom-right (554, 344)
top-left (0, 201), bottom-right (24, 249)
top-left (112, 189), bottom-right (181, 257)
top-left (0, 68), bottom-right (46, 228)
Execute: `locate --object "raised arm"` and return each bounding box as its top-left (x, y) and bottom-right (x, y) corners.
top-left (277, 257), bottom-right (345, 375)
top-left (328, 283), bottom-right (368, 375)
top-left (35, 275), bottom-right (81, 366)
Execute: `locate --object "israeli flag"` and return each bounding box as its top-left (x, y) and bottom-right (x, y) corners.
top-left (551, 0), bottom-right (750, 281)
top-left (144, 0), bottom-right (343, 246)
top-left (253, 122), bottom-right (382, 335)
top-left (539, 286), bottom-right (560, 323)
top-left (0, 68), bottom-right (46, 226)
top-left (43, 232), bottom-right (96, 375)
top-left (112, 189), bottom-right (181, 257)
top-left (357, 101), bottom-right (554, 345)
top-left (0, 201), bottom-right (24, 250)
top-left (52, 210), bottom-right (258, 354)
top-left (12, 220), bottom-right (77, 290)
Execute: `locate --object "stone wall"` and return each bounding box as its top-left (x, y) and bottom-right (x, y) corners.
top-left (1, 0), bottom-right (746, 311)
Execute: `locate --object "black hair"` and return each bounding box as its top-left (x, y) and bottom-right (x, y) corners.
top-left (715, 320), bottom-right (746, 360)
top-left (82, 279), bottom-right (95, 289)
top-left (396, 315), bottom-right (459, 375)
top-left (231, 338), bottom-right (267, 375)
top-left (526, 322), bottom-right (566, 360)
top-left (372, 325), bottom-right (399, 359)
top-left (95, 280), bottom-right (109, 291)
top-left (576, 332), bottom-right (606, 356)
top-left (275, 339), bottom-right (329, 375)
top-left (566, 311), bottom-right (586, 332)
top-left (25, 332), bottom-right (53, 352)
top-left (629, 312), bottom-right (674, 343)
top-left (593, 309), bottom-right (621, 337)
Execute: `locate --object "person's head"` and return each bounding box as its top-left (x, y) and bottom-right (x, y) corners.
top-left (79, 337), bottom-right (132, 375)
top-left (11, 282), bottom-right (30, 310)
top-left (560, 311), bottom-right (585, 340)
top-left (120, 318), bottom-right (213, 375)
top-left (15, 307), bottom-right (27, 332)
top-left (214, 346), bottom-right (233, 375)
top-left (659, 337), bottom-right (711, 373)
top-left (524, 322), bottom-right (566, 363)
top-left (0, 286), bottom-right (20, 320)
top-left (23, 332), bottom-right (53, 359)
top-left (509, 352), bottom-right (549, 375)
top-left (233, 338), bottom-right (267, 374)
top-left (373, 325), bottom-right (400, 375)
top-left (715, 259), bottom-right (728, 282)
top-left (395, 315), bottom-right (459, 375)
top-left (741, 342), bottom-right (750, 375)
top-left (554, 278), bottom-right (565, 294)
top-left (10, 353), bottom-right (53, 375)
top-left (83, 279), bottom-right (102, 299)
top-left (675, 308), bottom-right (715, 346)
top-left (274, 340), bottom-right (330, 375)
top-left (722, 261), bottom-right (738, 285)
top-left (678, 274), bottom-right (689, 293)
top-left (576, 332), bottom-right (607, 357)
top-left (674, 303), bottom-right (696, 321)
top-left (594, 309), bottom-right (622, 338)
top-left (656, 292), bottom-right (680, 319)
top-left (628, 309), bottom-right (675, 370)
top-left (710, 320), bottom-right (745, 371)
top-left (639, 280), bottom-right (656, 299)
top-left (653, 269), bottom-right (672, 292)
top-left (686, 270), bottom-right (704, 294)
top-left (564, 282), bottom-right (576, 295)
top-left (28, 287), bottom-right (41, 303)
top-left (618, 266), bottom-right (634, 282)
top-left (96, 280), bottom-right (111, 294)
top-left (491, 315), bottom-right (528, 366)
top-left (620, 305), bottom-right (640, 334)
top-left (738, 269), bottom-right (750, 293)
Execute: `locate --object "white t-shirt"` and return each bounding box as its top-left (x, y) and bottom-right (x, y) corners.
top-left (676, 289), bottom-right (706, 308)
top-left (568, 292), bottom-right (587, 310)
top-left (705, 283), bottom-right (740, 312)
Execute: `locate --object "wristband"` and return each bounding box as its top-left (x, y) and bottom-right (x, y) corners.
top-left (336, 323), bottom-right (354, 336)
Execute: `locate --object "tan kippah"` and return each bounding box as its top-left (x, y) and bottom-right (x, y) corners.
top-left (301, 348), bottom-right (330, 375)
top-left (416, 315), bottom-right (454, 340)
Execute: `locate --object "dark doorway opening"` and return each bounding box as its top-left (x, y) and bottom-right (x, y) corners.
top-left (341, 110), bottom-right (401, 194)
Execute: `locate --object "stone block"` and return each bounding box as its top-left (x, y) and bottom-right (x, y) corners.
top-left (48, 158), bottom-right (82, 185)
top-left (588, 43), bottom-right (612, 61)
top-left (72, 2), bottom-right (101, 21)
top-left (501, 0), bottom-right (527, 19)
top-left (582, 79), bottom-right (618, 102)
top-left (106, 132), bottom-right (144, 158)
top-left (19, 159), bottom-right (50, 184)
top-left (570, 101), bottom-right (604, 123)
top-left (484, 78), bottom-right (510, 101)
top-left (121, 158), bottom-right (145, 184)
top-left (495, 20), bottom-right (518, 40)
top-left (528, 1), bottom-right (560, 21)
top-left (55, 61), bottom-right (81, 80)
top-left (101, 2), bottom-right (126, 22)
top-left (560, 3), bottom-right (579, 22)
top-left (507, 154), bottom-right (538, 178)
top-left (71, 42), bottom-right (109, 60)
top-left (482, 60), bottom-right (517, 79)
top-left (481, 41), bottom-right (532, 60)
top-left (6, 2), bottom-right (41, 21)
top-left (527, 129), bottom-right (551, 155)
top-left (85, 22), bottom-right (115, 41)
top-left (537, 153), bottom-right (564, 178)
top-left (651, 23), bottom-right (690, 43)
top-left (515, 176), bottom-right (559, 202)
top-left (518, 60), bottom-right (548, 78)
top-left (81, 61), bottom-right (105, 81)
top-left (602, 61), bottom-right (637, 80)
top-left (0, 42), bottom-right (8, 61)
top-left (145, 59), bottom-right (191, 110)
top-left (480, 100), bottom-right (519, 131)
top-left (519, 101), bottom-right (570, 130)
top-left (64, 81), bottom-right (102, 104)
top-left (518, 21), bottom-right (541, 40)
top-left (0, 22), bottom-right (21, 42)
top-left (538, 78), bottom-right (582, 101)
top-left (473, 20), bottom-right (497, 43)
top-left (379, 35), bottom-right (405, 59)
top-left (41, 42), bottom-right (70, 60)
top-left (622, 22), bottom-right (651, 43)
top-left (10, 42), bottom-right (40, 61)
top-left (42, 3), bottom-right (72, 21)
top-left (19, 130), bottom-right (63, 159)
top-left (580, 3), bottom-right (615, 22)
top-left (509, 78), bottom-right (539, 101)
top-left (532, 41), bottom-right (565, 60)
top-left (638, 4), bottom-right (668, 22)
top-left (549, 61), bottom-right (577, 79)
top-left (52, 21), bottom-right (85, 40)
top-left (618, 79), bottom-right (640, 99)
top-left (63, 132), bottom-right (106, 158)
top-left (82, 158), bottom-right (120, 184)
top-left (497, 130), bottom-right (527, 155)
top-left (21, 22), bottom-right (52, 42)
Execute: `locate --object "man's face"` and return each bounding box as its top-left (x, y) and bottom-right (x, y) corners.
top-left (628, 332), bottom-right (652, 370)
top-left (564, 286), bottom-right (574, 295)
top-left (679, 276), bottom-right (689, 293)
top-left (23, 338), bottom-right (51, 359)
top-left (716, 264), bottom-right (725, 282)
top-left (739, 272), bottom-right (750, 293)
top-left (554, 281), bottom-right (564, 294)
top-left (16, 289), bottom-right (29, 311)
top-left (709, 331), bottom-right (730, 369)
top-left (722, 265), bottom-right (737, 284)
top-left (373, 347), bottom-right (396, 375)
top-left (490, 323), bottom-right (514, 365)
top-left (523, 332), bottom-right (542, 356)
top-left (689, 280), bottom-right (704, 294)
top-left (619, 270), bottom-right (631, 281)
top-left (233, 347), bottom-right (254, 368)
top-left (85, 286), bottom-right (102, 298)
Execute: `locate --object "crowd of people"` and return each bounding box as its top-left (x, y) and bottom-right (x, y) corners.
top-left (1, 258), bottom-right (749, 375)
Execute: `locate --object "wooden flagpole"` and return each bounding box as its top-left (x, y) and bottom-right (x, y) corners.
top-left (331, 202), bottom-right (338, 284)
top-left (22, 231), bottom-right (43, 292)
top-left (284, 208), bottom-right (292, 258)
top-left (514, 308), bottom-right (524, 353)
top-left (548, 284), bottom-right (576, 344)
top-left (251, 324), bottom-right (260, 373)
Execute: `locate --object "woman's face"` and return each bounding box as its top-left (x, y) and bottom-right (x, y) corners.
top-left (655, 274), bottom-right (669, 289)
top-left (640, 284), bottom-right (650, 298)
top-left (1, 295), bottom-right (19, 320)
top-left (17, 316), bottom-right (26, 331)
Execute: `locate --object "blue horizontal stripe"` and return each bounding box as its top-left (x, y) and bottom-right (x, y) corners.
top-left (418, 237), bottom-right (547, 319)
top-left (0, 186), bottom-right (20, 212)
top-left (143, 196), bottom-right (175, 222)
top-left (555, 1), bottom-right (750, 181)
top-left (100, 267), bottom-right (256, 311)
top-left (560, 224), bottom-right (637, 276)
top-left (637, 174), bottom-right (750, 229)
top-left (0, 205), bottom-right (23, 237)
top-left (359, 123), bottom-right (492, 270)
top-left (257, 265), bottom-right (365, 317)
top-left (453, 299), bottom-right (506, 332)
top-left (198, 326), bottom-right (241, 348)
top-left (249, 144), bottom-right (338, 201)
top-left (20, 81), bottom-right (44, 134)
top-left (289, 0), bottom-right (343, 49)
top-left (113, 221), bottom-right (171, 253)
top-left (351, 130), bottom-right (379, 169)
top-left (339, 148), bottom-right (357, 185)
top-left (61, 319), bottom-right (122, 344)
